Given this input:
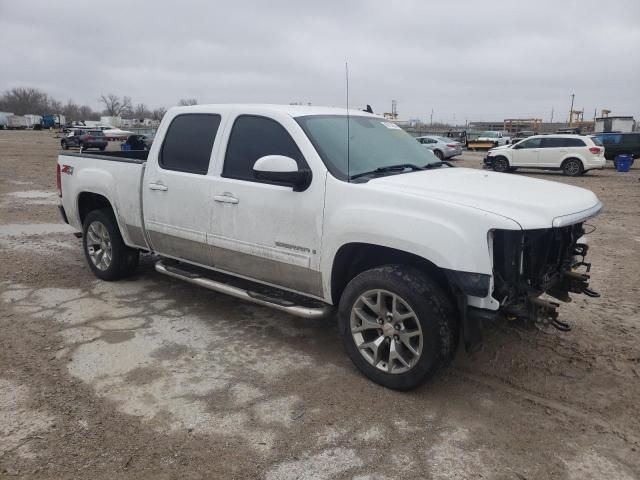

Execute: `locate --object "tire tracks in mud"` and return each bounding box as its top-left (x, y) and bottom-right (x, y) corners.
top-left (448, 367), bottom-right (640, 447)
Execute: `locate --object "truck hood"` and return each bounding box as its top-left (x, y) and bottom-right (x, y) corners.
top-left (369, 167), bottom-right (602, 229)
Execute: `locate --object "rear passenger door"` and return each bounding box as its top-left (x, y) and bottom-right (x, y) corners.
top-left (538, 137), bottom-right (567, 166)
top-left (209, 114), bottom-right (325, 297)
top-left (143, 113), bottom-right (223, 266)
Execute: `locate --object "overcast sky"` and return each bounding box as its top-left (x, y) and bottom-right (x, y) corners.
top-left (1, 0), bottom-right (638, 124)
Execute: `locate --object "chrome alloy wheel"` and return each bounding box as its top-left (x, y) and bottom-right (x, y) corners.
top-left (350, 289), bottom-right (423, 374)
top-left (86, 221), bottom-right (112, 271)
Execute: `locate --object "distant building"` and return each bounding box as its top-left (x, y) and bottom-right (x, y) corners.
top-left (595, 116), bottom-right (635, 133)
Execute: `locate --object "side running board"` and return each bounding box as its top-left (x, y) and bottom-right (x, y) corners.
top-left (155, 260), bottom-right (333, 319)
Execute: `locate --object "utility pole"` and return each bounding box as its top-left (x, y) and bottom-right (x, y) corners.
top-left (550, 107), bottom-right (554, 123)
top-left (430, 108), bottom-right (433, 127)
top-left (568, 93), bottom-right (575, 126)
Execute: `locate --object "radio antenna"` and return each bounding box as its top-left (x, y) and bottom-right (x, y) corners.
top-left (345, 62), bottom-right (350, 182)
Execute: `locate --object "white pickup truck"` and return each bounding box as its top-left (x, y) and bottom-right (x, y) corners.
top-left (477, 130), bottom-right (511, 146)
top-left (57, 104), bottom-right (602, 389)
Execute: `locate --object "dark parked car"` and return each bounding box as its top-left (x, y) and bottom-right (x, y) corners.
top-left (61, 129), bottom-right (108, 151)
top-left (125, 134), bottom-right (154, 150)
top-left (591, 132), bottom-right (640, 166)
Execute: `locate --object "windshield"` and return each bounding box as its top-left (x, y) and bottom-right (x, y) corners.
top-left (480, 131), bottom-right (499, 138)
top-left (296, 115), bottom-right (440, 180)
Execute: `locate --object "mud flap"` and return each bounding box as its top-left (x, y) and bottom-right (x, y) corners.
top-left (456, 293), bottom-right (487, 353)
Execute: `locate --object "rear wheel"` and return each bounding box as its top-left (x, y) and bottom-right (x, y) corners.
top-left (82, 209), bottom-right (139, 281)
top-left (562, 158), bottom-right (583, 176)
top-left (61, 140), bottom-right (68, 150)
top-left (338, 265), bottom-right (457, 390)
top-left (492, 156), bottom-right (509, 173)
top-left (433, 150), bottom-right (444, 160)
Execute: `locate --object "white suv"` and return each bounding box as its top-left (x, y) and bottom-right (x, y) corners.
top-left (484, 134), bottom-right (606, 176)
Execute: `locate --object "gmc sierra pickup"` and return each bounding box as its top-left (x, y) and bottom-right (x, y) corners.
top-left (57, 104), bottom-right (602, 389)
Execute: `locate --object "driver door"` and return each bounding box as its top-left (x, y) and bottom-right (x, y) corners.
top-left (209, 114), bottom-right (325, 297)
top-left (512, 137), bottom-right (542, 166)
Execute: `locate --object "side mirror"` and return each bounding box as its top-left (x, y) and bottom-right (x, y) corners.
top-left (252, 155), bottom-right (311, 192)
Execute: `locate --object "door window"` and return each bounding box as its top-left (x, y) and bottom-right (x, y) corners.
top-left (540, 138), bottom-right (565, 148)
top-left (519, 138), bottom-right (542, 148)
top-left (600, 134), bottom-right (622, 145)
top-left (223, 115), bottom-right (305, 183)
top-left (159, 114), bottom-right (221, 174)
top-left (621, 134), bottom-right (640, 145)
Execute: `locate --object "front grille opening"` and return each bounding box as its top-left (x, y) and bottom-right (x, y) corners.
top-left (492, 223), bottom-right (584, 303)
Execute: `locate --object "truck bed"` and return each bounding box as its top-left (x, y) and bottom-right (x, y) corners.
top-left (58, 150), bottom-right (148, 249)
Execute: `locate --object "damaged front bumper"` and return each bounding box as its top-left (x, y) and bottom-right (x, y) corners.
top-left (491, 222), bottom-right (599, 330)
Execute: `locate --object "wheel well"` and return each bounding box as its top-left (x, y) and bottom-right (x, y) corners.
top-left (331, 243), bottom-right (455, 305)
top-left (561, 157), bottom-right (583, 167)
top-left (493, 155), bottom-right (509, 164)
top-left (77, 192), bottom-right (114, 225)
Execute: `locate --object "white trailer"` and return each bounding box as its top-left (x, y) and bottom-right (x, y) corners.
top-left (0, 112), bottom-right (14, 129)
top-left (24, 114), bottom-right (43, 129)
top-left (7, 115), bottom-right (29, 129)
top-left (100, 116), bottom-right (122, 127)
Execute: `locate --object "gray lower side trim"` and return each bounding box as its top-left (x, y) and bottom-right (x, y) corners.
top-left (213, 245), bottom-right (323, 298)
top-left (148, 231), bottom-right (212, 266)
top-left (148, 231), bottom-right (323, 298)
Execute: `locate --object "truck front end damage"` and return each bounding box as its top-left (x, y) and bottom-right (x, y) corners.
top-left (491, 222), bottom-right (599, 331)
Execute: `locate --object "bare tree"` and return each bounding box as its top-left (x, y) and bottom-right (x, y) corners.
top-left (99, 94), bottom-right (133, 117)
top-left (178, 98), bottom-right (198, 106)
top-left (151, 107), bottom-right (167, 121)
top-left (0, 87), bottom-right (52, 115)
top-left (133, 103), bottom-right (151, 119)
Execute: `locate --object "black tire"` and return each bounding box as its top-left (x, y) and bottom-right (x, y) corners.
top-left (433, 150), bottom-right (444, 160)
top-left (492, 156), bottom-right (509, 173)
top-left (82, 209), bottom-right (139, 281)
top-left (338, 265), bottom-right (457, 390)
top-left (562, 158), bottom-right (584, 176)
top-left (99, 146), bottom-right (106, 151)
top-left (61, 140), bottom-right (68, 150)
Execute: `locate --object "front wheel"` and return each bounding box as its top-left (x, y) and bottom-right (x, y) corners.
top-left (61, 141), bottom-right (68, 150)
top-left (492, 156), bottom-right (509, 173)
top-left (562, 158), bottom-right (584, 176)
top-left (338, 265), bottom-right (457, 390)
top-left (82, 209), bottom-right (139, 281)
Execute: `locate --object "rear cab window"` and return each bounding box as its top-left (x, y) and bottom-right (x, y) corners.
top-left (222, 115), bottom-right (307, 185)
top-left (160, 114), bottom-right (221, 174)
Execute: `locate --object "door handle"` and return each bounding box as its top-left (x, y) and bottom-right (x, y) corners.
top-left (148, 183), bottom-right (168, 191)
top-left (214, 194), bottom-right (239, 204)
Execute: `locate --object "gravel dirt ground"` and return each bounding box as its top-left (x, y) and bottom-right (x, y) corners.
top-left (0, 130), bottom-right (639, 480)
